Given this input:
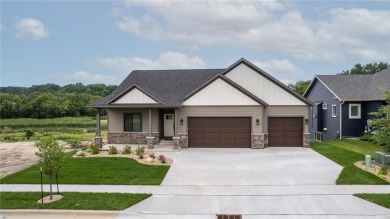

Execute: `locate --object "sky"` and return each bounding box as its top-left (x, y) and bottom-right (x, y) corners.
top-left (1, 0), bottom-right (390, 87)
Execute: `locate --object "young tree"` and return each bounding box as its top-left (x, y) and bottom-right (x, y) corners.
top-left (370, 91), bottom-right (390, 152)
top-left (288, 80), bottom-right (311, 95)
top-left (35, 136), bottom-right (65, 199)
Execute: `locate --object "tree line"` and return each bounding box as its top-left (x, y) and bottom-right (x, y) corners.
top-left (0, 83), bottom-right (117, 119)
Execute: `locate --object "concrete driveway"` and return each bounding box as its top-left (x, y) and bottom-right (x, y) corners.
top-left (162, 148), bottom-right (342, 186)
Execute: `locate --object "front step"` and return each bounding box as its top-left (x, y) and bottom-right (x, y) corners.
top-left (159, 140), bottom-right (173, 146)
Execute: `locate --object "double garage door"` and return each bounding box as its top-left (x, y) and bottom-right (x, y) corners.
top-left (188, 117), bottom-right (303, 148)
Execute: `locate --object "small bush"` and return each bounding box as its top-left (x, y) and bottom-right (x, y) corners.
top-left (378, 166), bottom-right (388, 176)
top-left (109, 146), bottom-right (118, 155)
top-left (159, 154), bottom-right (166, 163)
top-left (139, 154), bottom-right (144, 159)
top-left (360, 135), bottom-right (375, 142)
top-left (89, 145), bottom-right (99, 154)
top-left (3, 135), bottom-right (12, 141)
top-left (136, 146), bottom-right (145, 156)
top-left (122, 145), bottom-right (131, 155)
top-left (24, 129), bottom-right (34, 140)
top-left (149, 152), bottom-right (155, 159)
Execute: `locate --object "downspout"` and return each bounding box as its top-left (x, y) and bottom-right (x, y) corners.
top-left (339, 101), bottom-right (345, 139)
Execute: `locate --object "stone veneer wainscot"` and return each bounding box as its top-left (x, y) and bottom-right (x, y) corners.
top-left (108, 132), bottom-right (159, 144)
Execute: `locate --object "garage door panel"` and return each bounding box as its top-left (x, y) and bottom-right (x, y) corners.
top-left (189, 117), bottom-right (251, 148)
top-left (268, 117), bottom-right (303, 147)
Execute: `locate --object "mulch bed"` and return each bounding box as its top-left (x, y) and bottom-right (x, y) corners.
top-left (354, 161), bottom-right (390, 182)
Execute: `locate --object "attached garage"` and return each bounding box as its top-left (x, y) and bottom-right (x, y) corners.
top-left (268, 117), bottom-right (303, 147)
top-left (188, 117), bottom-right (251, 148)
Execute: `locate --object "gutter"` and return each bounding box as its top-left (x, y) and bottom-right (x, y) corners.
top-left (339, 101), bottom-right (345, 139)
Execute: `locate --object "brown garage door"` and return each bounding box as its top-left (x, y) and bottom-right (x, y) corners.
top-left (268, 117), bottom-right (303, 147)
top-left (188, 117), bottom-right (251, 148)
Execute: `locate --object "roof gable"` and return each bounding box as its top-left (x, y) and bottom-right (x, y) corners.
top-left (305, 68), bottom-right (390, 101)
top-left (223, 59), bottom-right (311, 106)
top-left (182, 76), bottom-right (264, 106)
top-left (111, 86), bottom-right (159, 104)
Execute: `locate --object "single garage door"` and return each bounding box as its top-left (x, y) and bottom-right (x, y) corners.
top-left (188, 117), bottom-right (251, 148)
top-left (268, 117), bottom-right (303, 147)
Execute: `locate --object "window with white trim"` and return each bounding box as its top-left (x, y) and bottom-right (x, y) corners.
top-left (322, 103), bottom-right (327, 110)
top-left (332, 105), bottom-right (337, 117)
top-left (349, 104), bottom-right (361, 119)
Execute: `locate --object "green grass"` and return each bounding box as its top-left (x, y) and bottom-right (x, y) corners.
top-left (0, 192), bottom-right (150, 210)
top-left (332, 139), bottom-right (383, 157)
top-left (0, 152), bottom-right (170, 185)
top-left (311, 140), bottom-right (389, 185)
top-left (0, 117), bottom-right (107, 130)
top-left (354, 194), bottom-right (390, 209)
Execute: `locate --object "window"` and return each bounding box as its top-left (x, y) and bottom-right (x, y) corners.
top-left (332, 105), bottom-right (337, 117)
top-left (124, 113), bottom-right (142, 132)
top-left (315, 132), bottom-right (323, 142)
top-left (349, 104), bottom-right (361, 119)
top-left (322, 103), bottom-right (327, 110)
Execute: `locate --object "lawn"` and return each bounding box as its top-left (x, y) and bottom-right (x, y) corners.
top-left (311, 139), bottom-right (388, 185)
top-left (354, 194), bottom-right (390, 209)
top-left (0, 192), bottom-right (150, 210)
top-left (0, 152), bottom-right (170, 185)
top-left (332, 139), bottom-right (383, 157)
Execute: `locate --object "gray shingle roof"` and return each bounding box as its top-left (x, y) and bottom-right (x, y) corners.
top-left (315, 67), bottom-right (390, 101)
top-left (90, 69), bottom-right (224, 107)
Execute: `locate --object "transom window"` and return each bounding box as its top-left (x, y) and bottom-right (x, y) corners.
top-left (349, 104), bottom-right (361, 119)
top-left (332, 105), bottom-right (337, 117)
top-left (124, 113), bottom-right (142, 132)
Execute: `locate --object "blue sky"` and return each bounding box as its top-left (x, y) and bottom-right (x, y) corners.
top-left (1, 1), bottom-right (389, 87)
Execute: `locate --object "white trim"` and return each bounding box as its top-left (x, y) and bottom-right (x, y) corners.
top-left (322, 103), bottom-right (328, 110)
top-left (349, 103), bottom-right (361, 119)
top-left (340, 101), bottom-right (345, 139)
top-left (331, 104), bottom-right (337, 117)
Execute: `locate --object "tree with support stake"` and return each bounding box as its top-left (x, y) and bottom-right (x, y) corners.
top-left (35, 136), bottom-right (65, 200)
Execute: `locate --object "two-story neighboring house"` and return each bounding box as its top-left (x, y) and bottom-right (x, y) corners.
top-left (304, 68), bottom-right (390, 141)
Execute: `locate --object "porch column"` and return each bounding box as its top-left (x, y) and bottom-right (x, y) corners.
top-left (95, 109), bottom-right (102, 148)
top-left (148, 109), bottom-right (152, 136)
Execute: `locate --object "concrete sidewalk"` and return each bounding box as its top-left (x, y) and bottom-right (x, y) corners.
top-left (1, 184), bottom-right (390, 195)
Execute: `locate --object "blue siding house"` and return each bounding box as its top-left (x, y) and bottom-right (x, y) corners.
top-left (304, 68), bottom-right (389, 141)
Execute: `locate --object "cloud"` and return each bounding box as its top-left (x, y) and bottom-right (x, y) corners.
top-left (89, 51), bottom-right (206, 74)
top-left (14, 18), bottom-right (49, 40)
top-left (53, 71), bottom-right (118, 85)
top-left (115, 2), bottom-right (390, 62)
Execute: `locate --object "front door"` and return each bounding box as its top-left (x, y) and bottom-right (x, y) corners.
top-left (163, 113), bottom-right (174, 138)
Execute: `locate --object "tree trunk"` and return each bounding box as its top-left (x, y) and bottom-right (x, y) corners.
top-left (49, 173), bottom-right (53, 200)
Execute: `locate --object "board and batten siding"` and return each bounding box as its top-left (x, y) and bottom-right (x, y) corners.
top-left (177, 106), bottom-right (263, 134)
top-left (264, 106), bottom-right (309, 133)
top-left (182, 78), bottom-right (259, 106)
top-left (112, 88), bottom-right (157, 104)
top-left (108, 109), bottom-right (159, 133)
top-left (225, 63), bottom-right (306, 105)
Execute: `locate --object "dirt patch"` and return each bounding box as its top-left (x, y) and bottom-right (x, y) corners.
top-left (0, 141), bottom-right (73, 178)
top-left (37, 194), bottom-right (63, 204)
top-left (0, 142), bottom-right (39, 178)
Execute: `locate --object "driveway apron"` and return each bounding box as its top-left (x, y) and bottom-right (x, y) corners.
top-left (161, 148), bottom-right (342, 186)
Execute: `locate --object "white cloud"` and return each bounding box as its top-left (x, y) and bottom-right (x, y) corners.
top-left (53, 71), bottom-right (118, 85)
top-left (115, 2), bottom-right (390, 62)
top-left (14, 18), bottom-right (49, 40)
top-left (89, 51), bottom-right (206, 74)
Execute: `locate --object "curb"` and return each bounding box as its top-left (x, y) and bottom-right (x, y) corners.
top-left (0, 209), bottom-right (119, 219)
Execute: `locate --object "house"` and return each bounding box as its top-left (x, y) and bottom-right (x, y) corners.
top-left (90, 58), bottom-right (312, 148)
top-left (304, 68), bottom-right (390, 141)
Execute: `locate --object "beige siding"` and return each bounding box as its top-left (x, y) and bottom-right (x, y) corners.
top-left (264, 106), bottom-right (309, 133)
top-left (177, 106), bottom-right (263, 134)
top-left (182, 78), bottom-right (260, 106)
top-left (225, 63), bottom-right (306, 105)
top-left (113, 88), bottom-right (157, 104)
top-left (108, 109), bottom-right (159, 133)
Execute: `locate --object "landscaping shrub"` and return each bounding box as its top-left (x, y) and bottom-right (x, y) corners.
top-left (24, 129), bottom-right (34, 140)
top-left (88, 145), bottom-right (99, 155)
top-left (3, 135), bottom-right (12, 141)
top-left (122, 146), bottom-right (131, 155)
top-left (360, 135), bottom-right (375, 142)
top-left (135, 146), bottom-right (145, 156)
top-left (159, 155), bottom-right (166, 163)
top-left (109, 146), bottom-right (118, 155)
top-left (378, 166), bottom-right (388, 176)
top-left (149, 152), bottom-right (155, 159)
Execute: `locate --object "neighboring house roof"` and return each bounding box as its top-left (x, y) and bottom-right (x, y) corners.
top-left (90, 58), bottom-right (312, 108)
top-left (304, 68), bottom-right (390, 101)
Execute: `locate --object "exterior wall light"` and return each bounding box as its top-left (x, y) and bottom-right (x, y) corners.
top-left (180, 119), bottom-right (183, 126)
top-left (305, 118), bottom-right (309, 125)
top-left (256, 119), bottom-right (260, 126)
